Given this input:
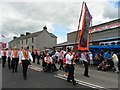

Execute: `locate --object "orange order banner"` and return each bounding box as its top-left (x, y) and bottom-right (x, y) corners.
top-left (78, 2), bottom-right (92, 51)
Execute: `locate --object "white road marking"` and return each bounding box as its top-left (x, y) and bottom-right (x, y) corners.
top-left (55, 74), bottom-right (106, 89)
top-left (28, 65), bottom-right (42, 72)
top-left (28, 65), bottom-right (107, 89)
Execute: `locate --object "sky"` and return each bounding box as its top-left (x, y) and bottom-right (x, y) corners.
top-left (0, 0), bottom-right (119, 46)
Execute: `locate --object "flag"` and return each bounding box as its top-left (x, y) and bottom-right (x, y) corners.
top-left (78, 2), bottom-right (92, 51)
top-left (1, 34), bottom-right (5, 37)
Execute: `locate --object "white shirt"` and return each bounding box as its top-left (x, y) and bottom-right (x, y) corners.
top-left (20, 51), bottom-right (33, 61)
top-left (89, 53), bottom-right (93, 60)
top-left (112, 54), bottom-right (118, 62)
top-left (1, 50), bottom-right (6, 56)
top-left (44, 57), bottom-right (53, 63)
top-left (0, 50), bottom-right (1, 58)
top-left (65, 53), bottom-right (73, 65)
top-left (11, 50), bottom-right (21, 58)
top-left (81, 53), bottom-right (87, 62)
top-left (55, 51), bottom-right (59, 57)
top-left (6, 50), bottom-right (12, 58)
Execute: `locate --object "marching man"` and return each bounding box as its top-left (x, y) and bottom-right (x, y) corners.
top-left (20, 46), bottom-right (33, 80)
top-left (7, 47), bottom-right (12, 69)
top-left (1, 48), bottom-right (7, 67)
top-left (11, 47), bottom-right (20, 73)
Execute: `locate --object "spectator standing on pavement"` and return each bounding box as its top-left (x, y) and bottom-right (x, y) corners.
top-left (37, 48), bottom-right (41, 65)
top-left (88, 51), bottom-right (93, 66)
top-left (81, 50), bottom-right (90, 77)
top-left (20, 46), bottom-right (33, 80)
top-left (31, 48), bottom-right (37, 63)
top-left (1, 48), bottom-right (7, 67)
top-left (55, 50), bottom-right (59, 63)
top-left (111, 52), bottom-right (119, 73)
top-left (59, 51), bottom-right (64, 70)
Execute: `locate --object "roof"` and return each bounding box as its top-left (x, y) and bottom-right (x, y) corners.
top-left (9, 29), bottom-right (57, 43)
top-left (67, 18), bottom-right (120, 35)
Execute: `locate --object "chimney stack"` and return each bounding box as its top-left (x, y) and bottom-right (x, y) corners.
top-left (13, 36), bottom-right (17, 40)
top-left (20, 34), bottom-right (24, 37)
top-left (43, 26), bottom-right (47, 30)
top-left (26, 32), bottom-right (30, 35)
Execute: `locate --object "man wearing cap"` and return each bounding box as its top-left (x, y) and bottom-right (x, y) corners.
top-left (20, 46), bottom-right (33, 80)
top-left (1, 48), bottom-right (7, 67)
top-left (81, 50), bottom-right (90, 77)
top-left (11, 47), bottom-right (20, 73)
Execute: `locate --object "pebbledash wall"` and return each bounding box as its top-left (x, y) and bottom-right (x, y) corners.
top-left (54, 18), bottom-right (120, 51)
top-left (9, 26), bottom-right (57, 51)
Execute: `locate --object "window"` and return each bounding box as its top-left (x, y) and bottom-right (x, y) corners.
top-left (32, 37), bottom-right (34, 43)
top-left (22, 40), bottom-right (23, 44)
top-left (32, 46), bottom-right (34, 51)
top-left (111, 42), bottom-right (115, 45)
top-left (26, 39), bottom-right (28, 44)
top-left (117, 41), bottom-right (120, 45)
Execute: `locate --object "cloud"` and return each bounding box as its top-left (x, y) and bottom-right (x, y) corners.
top-left (0, 0), bottom-right (119, 46)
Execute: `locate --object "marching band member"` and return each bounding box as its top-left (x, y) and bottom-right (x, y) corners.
top-left (1, 48), bottom-right (7, 67)
top-left (11, 47), bottom-right (20, 73)
top-left (20, 46), bottom-right (33, 80)
top-left (7, 47), bottom-right (12, 69)
top-left (66, 48), bottom-right (78, 86)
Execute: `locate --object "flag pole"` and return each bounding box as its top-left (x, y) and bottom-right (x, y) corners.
top-left (74, 2), bottom-right (85, 52)
top-left (89, 19), bottom-right (93, 48)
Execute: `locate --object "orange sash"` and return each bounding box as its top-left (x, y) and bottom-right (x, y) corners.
top-left (22, 50), bottom-right (29, 60)
top-left (13, 50), bottom-right (18, 58)
top-left (3, 50), bottom-right (6, 56)
top-left (46, 57), bottom-right (49, 63)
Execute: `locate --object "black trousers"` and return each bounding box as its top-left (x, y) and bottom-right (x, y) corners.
top-left (8, 57), bottom-right (11, 69)
top-left (2, 56), bottom-right (6, 67)
top-left (37, 56), bottom-right (40, 64)
top-left (83, 61), bottom-right (89, 76)
top-left (59, 59), bottom-right (64, 69)
top-left (67, 64), bottom-right (76, 84)
top-left (32, 56), bottom-right (36, 63)
top-left (11, 58), bottom-right (19, 72)
top-left (22, 60), bottom-right (29, 78)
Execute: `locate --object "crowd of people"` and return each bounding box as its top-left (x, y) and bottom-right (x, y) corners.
top-left (0, 46), bottom-right (119, 86)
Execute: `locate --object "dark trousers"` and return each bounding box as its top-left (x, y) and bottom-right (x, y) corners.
top-left (33, 56), bottom-right (36, 63)
top-left (37, 56), bottom-right (40, 64)
top-left (8, 57), bottom-right (11, 69)
top-left (67, 64), bottom-right (76, 84)
top-left (11, 58), bottom-right (19, 72)
top-left (22, 60), bottom-right (29, 78)
top-left (2, 56), bottom-right (6, 67)
top-left (59, 59), bottom-right (64, 70)
top-left (83, 61), bottom-right (89, 76)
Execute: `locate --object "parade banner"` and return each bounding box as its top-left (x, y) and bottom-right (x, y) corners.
top-left (78, 2), bottom-right (92, 51)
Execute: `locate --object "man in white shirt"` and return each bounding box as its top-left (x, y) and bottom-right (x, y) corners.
top-left (6, 47), bottom-right (12, 69)
top-left (1, 48), bottom-right (7, 67)
top-left (11, 47), bottom-right (21, 73)
top-left (112, 52), bottom-right (119, 73)
top-left (20, 46), bottom-right (33, 80)
top-left (66, 48), bottom-right (78, 86)
top-left (81, 50), bottom-right (89, 77)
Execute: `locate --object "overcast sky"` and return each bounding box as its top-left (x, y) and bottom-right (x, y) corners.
top-left (0, 0), bottom-right (119, 46)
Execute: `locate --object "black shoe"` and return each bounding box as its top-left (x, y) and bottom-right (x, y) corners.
top-left (67, 80), bottom-right (71, 82)
top-left (84, 75), bottom-right (90, 77)
top-left (73, 81), bottom-right (78, 86)
top-left (24, 76), bottom-right (27, 80)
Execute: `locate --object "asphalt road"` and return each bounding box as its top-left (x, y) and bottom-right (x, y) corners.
top-left (2, 64), bottom-right (98, 89)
